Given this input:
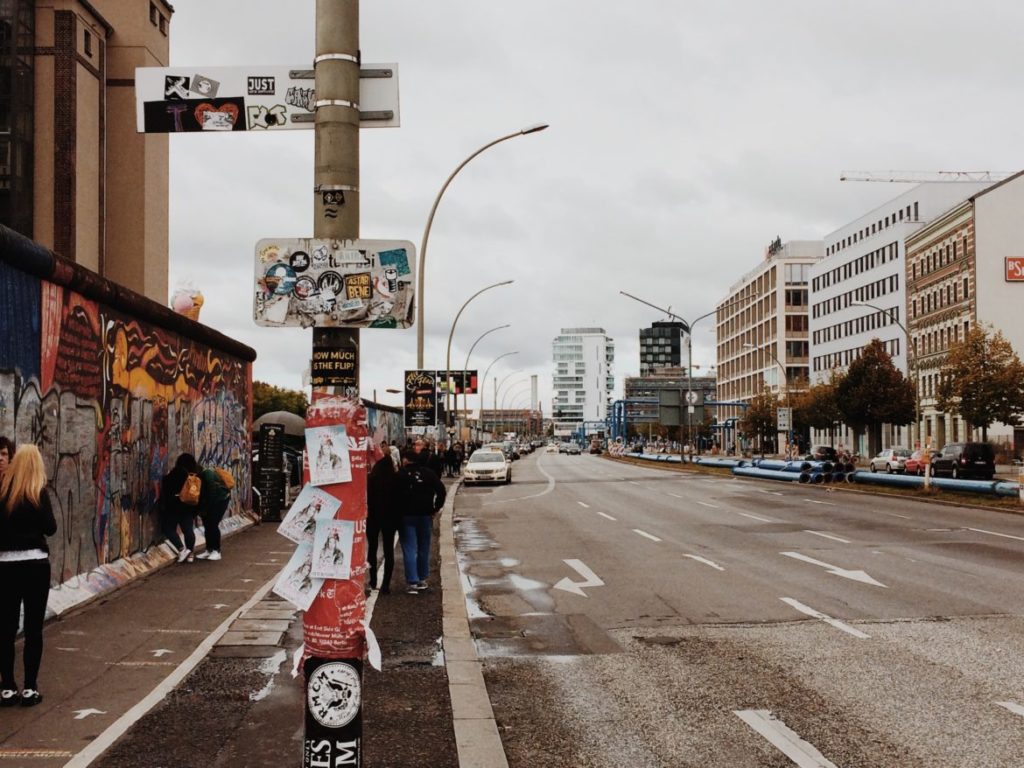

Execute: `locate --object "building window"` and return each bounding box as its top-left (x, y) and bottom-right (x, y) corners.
top-left (84, 29), bottom-right (92, 57)
top-left (159, 14), bottom-right (167, 35)
top-left (150, 3), bottom-right (158, 24)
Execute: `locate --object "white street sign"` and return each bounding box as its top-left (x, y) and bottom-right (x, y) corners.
top-left (254, 238), bottom-right (415, 329)
top-left (135, 64), bottom-right (399, 133)
top-left (777, 407), bottom-right (792, 431)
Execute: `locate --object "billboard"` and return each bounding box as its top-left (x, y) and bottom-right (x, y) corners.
top-left (438, 370), bottom-right (478, 395)
top-left (254, 239), bottom-right (415, 329)
top-left (404, 370), bottom-right (438, 428)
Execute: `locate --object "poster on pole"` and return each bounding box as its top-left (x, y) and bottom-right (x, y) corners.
top-left (306, 425), bottom-right (353, 486)
top-left (404, 370), bottom-right (438, 428)
top-left (273, 542), bottom-right (324, 612)
top-left (438, 370), bottom-right (478, 395)
top-left (310, 519), bottom-right (355, 580)
top-left (254, 238), bottom-right (415, 329)
top-left (278, 485), bottom-right (342, 545)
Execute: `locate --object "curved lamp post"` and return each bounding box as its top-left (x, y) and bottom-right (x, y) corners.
top-left (417, 123), bottom-right (549, 368)
top-left (501, 384), bottom-right (532, 434)
top-left (479, 352), bottom-right (519, 432)
top-left (444, 281), bottom-right (514, 434)
top-left (462, 323), bottom-right (510, 428)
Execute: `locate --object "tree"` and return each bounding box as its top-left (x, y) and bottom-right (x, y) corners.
top-left (253, 381), bottom-right (309, 421)
top-left (936, 326), bottom-right (1024, 441)
top-left (793, 373), bottom-right (844, 445)
top-left (836, 339), bottom-right (914, 455)
top-left (741, 386), bottom-right (780, 455)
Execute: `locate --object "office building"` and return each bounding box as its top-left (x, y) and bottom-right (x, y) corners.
top-left (552, 327), bottom-right (614, 435)
top-left (0, 0), bottom-right (173, 303)
top-left (639, 321), bottom-right (687, 375)
top-left (622, 367), bottom-right (716, 438)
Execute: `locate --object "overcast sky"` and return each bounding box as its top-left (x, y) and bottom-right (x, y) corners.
top-left (166, 0), bottom-right (1024, 413)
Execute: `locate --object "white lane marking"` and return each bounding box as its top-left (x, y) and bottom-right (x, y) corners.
top-left (64, 576), bottom-right (279, 768)
top-left (996, 700), bottom-right (1024, 718)
top-left (805, 499), bottom-right (836, 507)
top-left (633, 529), bottom-right (662, 542)
top-left (486, 456), bottom-right (556, 505)
top-left (967, 527), bottom-right (1024, 543)
top-left (629, 481), bottom-right (641, 486)
top-left (884, 512), bottom-right (911, 519)
top-left (781, 551), bottom-right (887, 587)
top-left (73, 709), bottom-right (107, 721)
top-left (738, 512), bottom-right (773, 522)
top-left (734, 709), bottom-right (840, 768)
top-left (577, 501), bottom-right (590, 508)
top-left (667, 493), bottom-right (685, 499)
top-left (598, 512), bottom-right (617, 521)
top-left (780, 598), bottom-right (871, 640)
top-left (804, 530), bottom-right (851, 544)
top-left (684, 555), bottom-right (724, 571)
top-left (553, 559), bottom-right (605, 597)
top-left (697, 501), bottom-right (720, 509)
top-left (755, 489), bottom-right (784, 496)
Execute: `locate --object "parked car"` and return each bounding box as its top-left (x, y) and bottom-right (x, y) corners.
top-left (803, 445), bottom-right (838, 462)
top-left (869, 448), bottom-right (912, 473)
top-left (931, 442), bottom-right (996, 480)
top-left (904, 449), bottom-right (940, 476)
top-left (463, 450), bottom-right (512, 485)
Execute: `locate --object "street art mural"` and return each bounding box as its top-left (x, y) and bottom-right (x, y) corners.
top-left (366, 406), bottom-right (403, 452)
top-left (0, 259), bottom-right (252, 587)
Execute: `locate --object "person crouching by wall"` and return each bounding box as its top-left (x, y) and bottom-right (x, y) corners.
top-left (196, 466), bottom-right (232, 561)
top-left (161, 453), bottom-right (201, 563)
top-left (0, 444), bottom-right (57, 707)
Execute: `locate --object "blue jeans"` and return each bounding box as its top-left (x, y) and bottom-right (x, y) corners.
top-left (399, 515), bottom-right (432, 585)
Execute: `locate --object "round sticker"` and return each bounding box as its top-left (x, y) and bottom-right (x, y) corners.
top-left (289, 251), bottom-right (311, 273)
top-left (307, 661), bottom-right (361, 728)
top-left (294, 276), bottom-right (318, 300)
top-left (318, 271), bottom-right (344, 295)
top-left (264, 263), bottom-right (296, 295)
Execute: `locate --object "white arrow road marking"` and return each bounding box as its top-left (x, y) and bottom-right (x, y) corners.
top-left (211, 604), bottom-right (229, 610)
top-left (598, 512), bottom-right (617, 521)
top-left (577, 501), bottom-right (590, 508)
top-left (780, 598), bottom-right (870, 639)
top-left (996, 701), bottom-right (1024, 718)
top-left (804, 530), bottom-right (851, 544)
top-left (697, 501), bottom-right (720, 509)
top-left (151, 649), bottom-right (173, 658)
top-left (734, 709), bottom-right (840, 768)
top-left (240, 579), bottom-right (255, 583)
top-left (633, 529), bottom-right (662, 542)
top-left (805, 499), bottom-right (836, 507)
top-left (781, 551), bottom-right (887, 587)
top-left (739, 512), bottom-right (774, 522)
top-left (684, 555), bottom-right (724, 571)
top-left (73, 709), bottom-right (107, 720)
top-left (553, 559), bottom-right (605, 597)
top-left (967, 527), bottom-right (1024, 543)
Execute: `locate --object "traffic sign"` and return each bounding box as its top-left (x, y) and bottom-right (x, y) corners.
top-left (254, 239), bottom-right (415, 329)
top-left (135, 64), bottom-right (400, 133)
top-left (777, 407), bottom-right (792, 431)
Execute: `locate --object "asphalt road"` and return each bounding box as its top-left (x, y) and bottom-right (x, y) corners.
top-left (455, 450), bottom-right (1024, 767)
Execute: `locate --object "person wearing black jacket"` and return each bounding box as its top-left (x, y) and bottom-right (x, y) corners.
top-left (367, 447), bottom-right (402, 594)
top-left (160, 453), bottom-right (201, 563)
top-left (397, 448), bottom-right (446, 594)
top-left (0, 444), bottom-right (57, 707)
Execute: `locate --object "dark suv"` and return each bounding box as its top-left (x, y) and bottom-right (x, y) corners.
top-left (931, 442), bottom-right (996, 480)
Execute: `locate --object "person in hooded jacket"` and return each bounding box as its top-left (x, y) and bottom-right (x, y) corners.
top-left (396, 447), bottom-right (446, 593)
top-left (366, 446), bottom-right (402, 594)
top-left (196, 465), bottom-right (232, 561)
top-left (160, 453), bottom-right (201, 563)
top-left (0, 444), bottom-right (57, 707)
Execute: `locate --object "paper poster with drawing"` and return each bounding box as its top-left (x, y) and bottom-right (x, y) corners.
top-left (277, 484), bottom-right (341, 544)
top-left (310, 519), bottom-right (355, 580)
top-left (272, 542), bottom-right (324, 611)
top-left (306, 425), bottom-right (352, 486)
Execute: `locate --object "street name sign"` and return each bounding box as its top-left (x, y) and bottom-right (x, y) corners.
top-left (254, 239), bottom-right (415, 329)
top-left (135, 64), bottom-right (400, 132)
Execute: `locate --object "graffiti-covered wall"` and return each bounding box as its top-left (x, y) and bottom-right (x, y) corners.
top-left (365, 403), bottom-right (404, 450)
top-left (0, 226), bottom-right (256, 585)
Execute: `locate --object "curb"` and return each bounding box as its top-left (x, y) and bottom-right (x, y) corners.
top-left (439, 478), bottom-right (509, 768)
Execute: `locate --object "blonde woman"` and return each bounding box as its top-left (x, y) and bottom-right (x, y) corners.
top-left (0, 445), bottom-right (57, 707)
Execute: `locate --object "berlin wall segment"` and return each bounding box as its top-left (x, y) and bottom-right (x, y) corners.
top-left (0, 224), bottom-right (256, 592)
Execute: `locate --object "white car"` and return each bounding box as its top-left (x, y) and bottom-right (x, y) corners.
top-left (544, 444), bottom-right (558, 454)
top-left (463, 450), bottom-right (511, 485)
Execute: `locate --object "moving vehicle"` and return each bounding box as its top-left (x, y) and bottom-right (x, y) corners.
top-left (931, 442), bottom-right (996, 480)
top-left (544, 444), bottom-right (558, 454)
top-left (463, 450), bottom-right (512, 485)
top-left (566, 443), bottom-right (581, 455)
top-left (869, 448), bottom-right (911, 473)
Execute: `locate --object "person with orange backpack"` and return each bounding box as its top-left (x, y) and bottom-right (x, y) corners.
top-left (160, 453), bottom-right (202, 563)
top-left (196, 466), bottom-right (233, 561)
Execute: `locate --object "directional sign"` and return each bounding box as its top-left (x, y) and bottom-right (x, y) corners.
top-left (780, 551), bottom-right (887, 587)
top-left (254, 238), bottom-right (415, 329)
top-left (73, 708), bottom-right (107, 720)
top-left (135, 64), bottom-right (400, 133)
top-left (553, 559), bottom-right (605, 597)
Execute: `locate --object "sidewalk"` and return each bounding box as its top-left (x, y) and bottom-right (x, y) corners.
top-left (0, 494), bottom-right (462, 766)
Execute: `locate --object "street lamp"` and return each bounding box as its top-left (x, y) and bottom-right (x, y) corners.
top-left (462, 324), bottom-right (510, 432)
top-left (479, 351), bottom-right (519, 433)
top-left (501, 384), bottom-right (531, 434)
top-left (444, 281), bottom-right (514, 435)
top-left (416, 124), bottom-right (549, 367)
top-left (745, 342), bottom-right (790, 455)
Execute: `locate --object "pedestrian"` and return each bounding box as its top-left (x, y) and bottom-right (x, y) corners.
top-left (397, 447), bottom-right (445, 594)
top-left (160, 453), bottom-right (201, 563)
top-left (367, 446), bottom-right (401, 594)
top-left (196, 466), bottom-right (232, 561)
top-left (444, 443), bottom-right (458, 478)
top-left (426, 443), bottom-right (445, 478)
top-left (0, 437), bottom-right (13, 478)
top-left (0, 444), bottom-right (57, 707)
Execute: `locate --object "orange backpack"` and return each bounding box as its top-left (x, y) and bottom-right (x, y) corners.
top-left (213, 467), bottom-right (235, 490)
top-left (178, 473), bottom-right (202, 506)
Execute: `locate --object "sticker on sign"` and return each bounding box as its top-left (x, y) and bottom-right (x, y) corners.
top-left (1006, 257), bottom-right (1024, 282)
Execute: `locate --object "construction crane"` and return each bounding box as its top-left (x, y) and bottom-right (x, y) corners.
top-left (839, 170), bottom-right (1016, 183)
